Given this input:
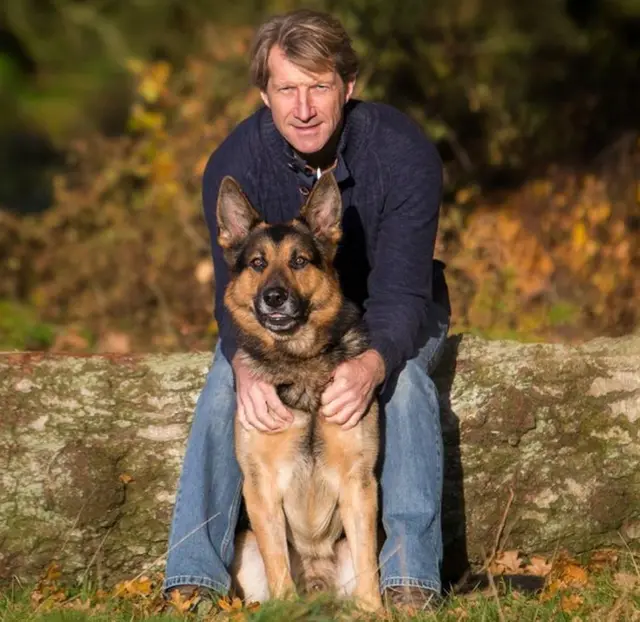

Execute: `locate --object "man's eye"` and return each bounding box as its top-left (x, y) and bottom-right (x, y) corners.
top-left (250, 257), bottom-right (266, 271)
top-left (291, 256), bottom-right (308, 269)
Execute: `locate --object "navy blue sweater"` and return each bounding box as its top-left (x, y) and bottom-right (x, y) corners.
top-left (202, 99), bottom-right (449, 382)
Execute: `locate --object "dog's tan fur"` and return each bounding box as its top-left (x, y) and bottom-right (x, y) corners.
top-left (215, 173), bottom-right (381, 611)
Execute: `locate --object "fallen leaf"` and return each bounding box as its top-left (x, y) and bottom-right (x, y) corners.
top-left (541, 554), bottom-right (590, 600)
top-left (524, 555), bottom-right (553, 577)
top-left (119, 473), bottom-right (135, 485)
top-left (113, 576), bottom-right (153, 598)
top-left (218, 596), bottom-right (243, 611)
top-left (30, 589), bottom-right (45, 606)
top-left (587, 549), bottom-right (619, 573)
top-left (559, 563), bottom-right (589, 588)
top-left (490, 550), bottom-right (522, 575)
top-left (560, 593), bottom-right (583, 613)
top-left (614, 572), bottom-right (639, 591)
top-left (168, 587), bottom-right (200, 613)
top-left (449, 605), bottom-right (469, 619)
top-left (44, 562), bottom-right (62, 583)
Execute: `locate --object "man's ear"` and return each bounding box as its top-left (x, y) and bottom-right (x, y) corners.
top-left (299, 172), bottom-right (342, 248)
top-left (216, 176), bottom-right (261, 250)
top-left (345, 79), bottom-right (355, 103)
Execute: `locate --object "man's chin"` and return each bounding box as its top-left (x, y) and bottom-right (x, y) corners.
top-left (287, 135), bottom-right (326, 157)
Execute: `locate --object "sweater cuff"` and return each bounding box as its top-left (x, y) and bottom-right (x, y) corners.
top-left (368, 335), bottom-right (402, 390)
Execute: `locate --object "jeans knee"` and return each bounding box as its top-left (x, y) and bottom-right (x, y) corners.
top-left (386, 358), bottom-right (439, 413)
top-left (192, 349), bottom-right (236, 434)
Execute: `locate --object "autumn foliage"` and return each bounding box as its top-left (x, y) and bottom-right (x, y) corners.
top-left (0, 18), bottom-right (638, 353)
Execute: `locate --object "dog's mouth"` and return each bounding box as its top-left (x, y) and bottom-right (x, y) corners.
top-left (257, 310), bottom-right (302, 333)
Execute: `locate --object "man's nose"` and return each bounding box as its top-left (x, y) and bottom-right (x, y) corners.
top-left (294, 89), bottom-right (315, 122)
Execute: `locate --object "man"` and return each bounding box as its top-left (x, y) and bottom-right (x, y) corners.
top-left (163, 8), bottom-right (451, 612)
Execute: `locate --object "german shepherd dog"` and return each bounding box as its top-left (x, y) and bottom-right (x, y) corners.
top-left (215, 172), bottom-right (381, 611)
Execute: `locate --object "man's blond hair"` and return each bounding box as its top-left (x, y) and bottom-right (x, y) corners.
top-left (249, 9), bottom-right (359, 91)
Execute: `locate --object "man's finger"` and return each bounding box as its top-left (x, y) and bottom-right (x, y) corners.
top-left (244, 409), bottom-right (271, 432)
top-left (321, 374), bottom-right (350, 405)
top-left (341, 406), bottom-right (366, 430)
top-left (327, 402), bottom-right (360, 426)
top-left (248, 391), bottom-right (281, 431)
top-left (237, 406), bottom-right (251, 432)
top-left (322, 389), bottom-right (358, 418)
top-left (263, 386), bottom-right (293, 422)
top-left (236, 397), bottom-right (249, 430)
top-left (241, 392), bottom-right (272, 432)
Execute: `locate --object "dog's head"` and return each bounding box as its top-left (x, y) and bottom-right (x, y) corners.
top-left (216, 173), bottom-right (344, 348)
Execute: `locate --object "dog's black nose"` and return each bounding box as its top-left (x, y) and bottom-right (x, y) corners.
top-left (262, 287), bottom-right (288, 309)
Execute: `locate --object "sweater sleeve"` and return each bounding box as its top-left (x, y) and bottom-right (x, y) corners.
top-left (201, 135), bottom-right (259, 365)
top-left (363, 137), bottom-right (444, 382)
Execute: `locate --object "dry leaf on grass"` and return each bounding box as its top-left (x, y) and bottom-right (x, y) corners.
top-left (166, 587), bottom-right (200, 613)
top-left (541, 553), bottom-right (590, 601)
top-left (448, 606), bottom-right (469, 619)
top-left (217, 596), bottom-right (244, 612)
top-left (587, 549), bottom-right (619, 573)
top-left (489, 550), bottom-right (523, 575)
top-left (113, 576), bottom-right (154, 598)
top-left (217, 596), bottom-right (260, 621)
top-left (560, 593), bottom-right (584, 612)
top-left (489, 550), bottom-right (553, 577)
top-left (524, 555), bottom-right (553, 577)
top-left (614, 572), bottom-right (639, 591)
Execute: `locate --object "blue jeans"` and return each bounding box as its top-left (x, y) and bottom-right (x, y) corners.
top-left (163, 319), bottom-right (449, 596)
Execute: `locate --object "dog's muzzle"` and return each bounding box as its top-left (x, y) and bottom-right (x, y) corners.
top-left (255, 286), bottom-right (304, 333)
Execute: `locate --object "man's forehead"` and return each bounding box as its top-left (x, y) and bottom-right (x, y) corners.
top-left (267, 46), bottom-right (337, 84)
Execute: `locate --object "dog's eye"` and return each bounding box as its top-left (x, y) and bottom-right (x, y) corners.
top-left (291, 256), bottom-right (309, 269)
top-left (249, 257), bottom-right (267, 271)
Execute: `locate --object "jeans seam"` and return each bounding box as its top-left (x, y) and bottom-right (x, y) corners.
top-left (166, 480), bottom-right (184, 549)
top-left (163, 574), bottom-right (228, 595)
top-left (380, 576), bottom-right (441, 592)
top-left (220, 477), bottom-right (243, 563)
top-left (425, 321), bottom-right (449, 377)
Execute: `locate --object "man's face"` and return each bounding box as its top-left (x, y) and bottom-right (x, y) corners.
top-left (261, 45), bottom-right (355, 156)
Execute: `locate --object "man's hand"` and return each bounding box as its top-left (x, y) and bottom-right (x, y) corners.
top-left (320, 349), bottom-right (386, 430)
top-left (233, 354), bottom-right (293, 433)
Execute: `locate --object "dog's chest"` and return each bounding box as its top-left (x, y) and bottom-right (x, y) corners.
top-left (277, 382), bottom-right (324, 413)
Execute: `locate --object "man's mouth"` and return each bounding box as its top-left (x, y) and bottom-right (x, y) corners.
top-left (293, 124), bottom-right (321, 133)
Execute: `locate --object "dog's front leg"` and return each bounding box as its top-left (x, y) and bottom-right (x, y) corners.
top-left (338, 471), bottom-right (382, 611)
top-left (242, 476), bottom-right (295, 600)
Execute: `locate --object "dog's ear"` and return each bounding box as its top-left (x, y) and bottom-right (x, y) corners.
top-left (299, 172), bottom-right (342, 247)
top-left (216, 176), bottom-right (261, 249)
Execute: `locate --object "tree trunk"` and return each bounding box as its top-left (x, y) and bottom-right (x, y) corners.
top-left (1, 335), bottom-right (638, 589)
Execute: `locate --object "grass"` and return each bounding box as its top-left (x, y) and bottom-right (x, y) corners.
top-left (1, 559), bottom-right (638, 622)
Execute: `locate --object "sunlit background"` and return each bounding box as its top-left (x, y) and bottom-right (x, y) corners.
top-left (1, 0), bottom-right (638, 354)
